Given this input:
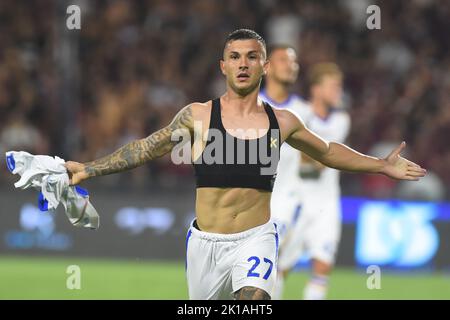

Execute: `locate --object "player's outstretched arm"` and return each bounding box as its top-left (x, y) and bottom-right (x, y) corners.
top-left (66, 105), bottom-right (193, 185)
top-left (284, 112), bottom-right (426, 181)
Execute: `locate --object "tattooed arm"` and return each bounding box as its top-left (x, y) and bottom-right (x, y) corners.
top-left (65, 105), bottom-right (193, 185)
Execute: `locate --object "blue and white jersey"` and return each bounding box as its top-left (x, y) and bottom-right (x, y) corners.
top-left (259, 90), bottom-right (311, 197)
top-left (300, 109), bottom-right (351, 198)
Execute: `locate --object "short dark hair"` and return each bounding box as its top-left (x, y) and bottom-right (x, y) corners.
top-left (267, 44), bottom-right (297, 58)
top-left (224, 28), bottom-right (266, 51)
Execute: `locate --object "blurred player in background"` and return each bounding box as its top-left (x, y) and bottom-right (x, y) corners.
top-left (295, 63), bottom-right (350, 300)
top-left (267, 61), bottom-right (351, 300)
top-left (259, 45), bottom-right (310, 298)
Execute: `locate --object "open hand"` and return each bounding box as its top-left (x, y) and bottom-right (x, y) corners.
top-left (382, 142), bottom-right (426, 181)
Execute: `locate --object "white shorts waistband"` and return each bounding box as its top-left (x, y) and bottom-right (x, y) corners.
top-left (189, 219), bottom-right (274, 242)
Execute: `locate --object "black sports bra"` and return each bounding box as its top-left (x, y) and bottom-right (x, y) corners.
top-left (193, 98), bottom-right (280, 191)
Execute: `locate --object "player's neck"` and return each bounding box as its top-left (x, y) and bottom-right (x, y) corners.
top-left (311, 98), bottom-right (330, 119)
top-left (222, 88), bottom-right (261, 115)
top-left (264, 80), bottom-right (290, 104)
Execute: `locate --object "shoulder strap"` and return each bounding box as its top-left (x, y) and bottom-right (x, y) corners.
top-left (263, 102), bottom-right (280, 130)
top-left (209, 98), bottom-right (223, 130)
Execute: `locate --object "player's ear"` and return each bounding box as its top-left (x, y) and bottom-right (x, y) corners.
top-left (263, 59), bottom-right (270, 76)
top-left (220, 59), bottom-right (226, 76)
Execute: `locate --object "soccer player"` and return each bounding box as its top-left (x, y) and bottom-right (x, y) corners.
top-left (65, 29), bottom-right (426, 300)
top-left (267, 61), bottom-right (351, 300)
top-left (297, 63), bottom-right (350, 300)
top-left (258, 44), bottom-right (311, 298)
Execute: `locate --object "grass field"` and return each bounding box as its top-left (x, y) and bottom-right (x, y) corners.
top-left (0, 255), bottom-right (448, 299)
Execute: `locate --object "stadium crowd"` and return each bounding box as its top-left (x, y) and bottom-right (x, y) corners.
top-left (1, 0), bottom-right (449, 199)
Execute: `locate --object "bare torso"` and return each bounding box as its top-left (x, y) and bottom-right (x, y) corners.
top-left (196, 188), bottom-right (271, 233)
top-left (192, 97), bottom-right (294, 233)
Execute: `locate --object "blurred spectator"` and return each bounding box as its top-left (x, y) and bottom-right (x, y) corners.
top-left (0, 112), bottom-right (49, 155)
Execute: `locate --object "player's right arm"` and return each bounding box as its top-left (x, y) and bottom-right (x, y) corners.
top-left (66, 104), bottom-right (194, 185)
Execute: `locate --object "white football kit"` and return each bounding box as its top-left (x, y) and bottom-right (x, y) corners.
top-left (260, 90), bottom-right (351, 270)
top-left (279, 107), bottom-right (351, 270)
top-left (259, 92), bottom-right (311, 264)
top-left (186, 219), bottom-right (279, 299)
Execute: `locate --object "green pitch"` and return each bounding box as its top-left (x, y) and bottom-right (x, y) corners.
top-left (0, 255), bottom-right (448, 299)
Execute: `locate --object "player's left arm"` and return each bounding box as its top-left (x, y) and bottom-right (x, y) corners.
top-left (284, 112), bottom-right (426, 180)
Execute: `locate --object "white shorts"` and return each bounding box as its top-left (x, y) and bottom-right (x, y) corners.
top-left (277, 195), bottom-right (342, 271)
top-left (185, 219), bottom-right (279, 300)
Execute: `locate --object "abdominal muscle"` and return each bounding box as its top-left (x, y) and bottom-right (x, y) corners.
top-left (195, 187), bottom-right (271, 234)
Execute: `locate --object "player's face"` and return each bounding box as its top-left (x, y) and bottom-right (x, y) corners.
top-left (267, 48), bottom-right (299, 85)
top-left (316, 74), bottom-right (343, 107)
top-left (221, 39), bottom-right (268, 96)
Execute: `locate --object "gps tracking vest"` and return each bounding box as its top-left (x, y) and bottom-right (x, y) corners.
top-left (193, 98), bottom-right (280, 191)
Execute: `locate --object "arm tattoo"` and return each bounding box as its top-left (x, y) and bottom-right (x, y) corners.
top-left (234, 286), bottom-right (271, 300)
top-left (84, 106), bottom-right (193, 177)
